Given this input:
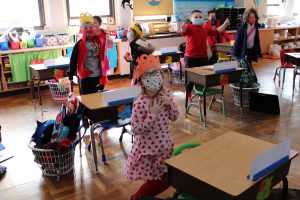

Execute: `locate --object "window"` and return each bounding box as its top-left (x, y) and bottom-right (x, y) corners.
top-left (0, 0), bottom-right (45, 30)
top-left (266, 0), bottom-right (281, 16)
top-left (66, 0), bottom-right (114, 25)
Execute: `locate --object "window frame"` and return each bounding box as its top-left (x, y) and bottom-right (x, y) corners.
top-left (66, 0), bottom-right (115, 24)
top-left (0, 0), bottom-right (45, 31)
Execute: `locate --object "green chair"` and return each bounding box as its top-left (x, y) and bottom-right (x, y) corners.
top-left (186, 83), bottom-right (227, 122)
top-left (172, 143), bottom-right (201, 200)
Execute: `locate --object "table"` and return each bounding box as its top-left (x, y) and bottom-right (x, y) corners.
top-left (29, 64), bottom-right (69, 111)
top-left (79, 92), bottom-right (134, 173)
top-left (185, 67), bottom-right (244, 126)
top-left (165, 131), bottom-right (299, 200)
top-left (285, 53), bottom-right (300, 96)
top-left (153, 51), bottom-right (183, 84)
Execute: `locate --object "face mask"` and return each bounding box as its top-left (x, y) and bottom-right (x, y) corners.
top-left (141, 70), bottom-right (163, 93)
top-left (248, 18), bottom-right (256, 25)
top-left (127, 32), bottom-right (131, 40)
top-left (82, 29), bottom-right (94, 39)
top-left (211, 16), bottom-right (216, 23)
top-left (192, 18), bottom-right (204, 25)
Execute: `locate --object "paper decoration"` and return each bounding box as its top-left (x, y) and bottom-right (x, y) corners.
top-left (148, 0), bottom-right (161, 6)
top-left (256, 176), bottom-right (273, 200)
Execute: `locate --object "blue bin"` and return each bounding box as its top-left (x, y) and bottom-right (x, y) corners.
top-left (0, 41), bottom-right (9, 50)
top-left (35, 34), bottom-right (44, 47)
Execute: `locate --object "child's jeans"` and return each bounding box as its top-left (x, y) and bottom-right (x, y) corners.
top-left (184, 56), bottom-right (208, 94)
top-left (80, 76), bottom-right (103, 95)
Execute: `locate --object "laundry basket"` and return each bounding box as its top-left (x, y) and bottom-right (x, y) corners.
top-left (46, 79), bottom-right (71, 100)
top-left (230, 83), bottom-right (260, 107)
top-left (28, 140), bottom-right (75, 181)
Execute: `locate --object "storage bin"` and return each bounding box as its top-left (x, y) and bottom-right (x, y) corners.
top-left (27, 39), bottom-right (35, 48)
top-left (45, 35), bottom-right (58, 46)
top-left (10, 42), bottom-right (20, 50)
top-left (56, 34), bottom-right (69, 45)
top-left (35, 34), bottom-right (44, 47)
top-left (0, 41), bottom-right (9, 51)
top-left (20, 41), bottom-right (28, 49)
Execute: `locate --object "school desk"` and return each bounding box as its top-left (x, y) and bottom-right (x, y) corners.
top-left (215, 42), bottom-right (234, 54)
top-left (185, 67), bottom-right (244, 126)
top-left (165, 131), bottom-right (299, 200)
top-left (29, 63), bottom-right (69, 109)
top-left (79, 92), bottom-right (134, 173)
top-left (284, 53), bottom-right (300, 96)
top-left (153, 50), bottom-right (184, 83)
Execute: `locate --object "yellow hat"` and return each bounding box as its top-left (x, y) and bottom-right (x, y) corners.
top-left (79, 12), bottom-right (93, 24)
top-left (130, 22), bottom-right (143, 37)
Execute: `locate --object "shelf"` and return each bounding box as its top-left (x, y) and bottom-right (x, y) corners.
top-left (3, 71), bottom-right (11, 74)
top-left (273, 37), bottom-right (296, 42)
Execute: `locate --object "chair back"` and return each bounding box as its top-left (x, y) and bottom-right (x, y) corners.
top-left (31, 58), bottom-right (45, 65)
top-left (280, 49), bottom-right (296, 67)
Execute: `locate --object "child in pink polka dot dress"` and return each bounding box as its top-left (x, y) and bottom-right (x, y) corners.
top-left (124, 54), bottom-right (179, 200)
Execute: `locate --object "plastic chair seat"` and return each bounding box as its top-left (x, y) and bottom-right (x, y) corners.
top-left (194, 84), bottom-right (223, 96)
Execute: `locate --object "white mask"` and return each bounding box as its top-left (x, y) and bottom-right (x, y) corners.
top-left (141, 69), bottom-right (162, 93)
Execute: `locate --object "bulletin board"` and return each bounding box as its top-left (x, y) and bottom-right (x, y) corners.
top-left (133, 0), bottom-right (174, 16)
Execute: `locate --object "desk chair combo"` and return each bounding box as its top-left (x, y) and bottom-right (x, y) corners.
top-left (186, 84), bottom-right (227, 121)
top-left (274, 49), bottom-right (296, 88)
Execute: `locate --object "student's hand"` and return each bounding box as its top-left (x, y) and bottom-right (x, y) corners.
top-left (150, 98), bottom-right (164, 115)
top-left (158, 92), bottom-right (170, 106)
top-left (223, 18), bottom-right (230, 27)
top-left (180, 22), bottom-right (187, 33)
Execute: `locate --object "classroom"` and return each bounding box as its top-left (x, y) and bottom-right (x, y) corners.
top-left (0, 0), bottom-right (300, 199)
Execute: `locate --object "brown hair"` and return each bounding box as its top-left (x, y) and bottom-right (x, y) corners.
top-left (93, 16), bottom-right (102, 25)
top-left (191, 10), bottom-right (202, 15)
top-left (243, 8), bottom-right (259, 23)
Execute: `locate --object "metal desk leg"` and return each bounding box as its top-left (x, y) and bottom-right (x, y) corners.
top-left (203, 88), bottom-right (207, 127)
top-left (179, 61), bottom-right (183, 83)
top-left (282, 64), bottom-right (287, 89)
top-left (30, 76), bottom-right (35, 99)
top-left (185, 73), bottom-right (188, 109)
top-left (90, 124), bottom-right (99, 174)
top-left (282, 177), bottom-right (288, 200)
top-left (240, 83), bottom-right (243, 117)
top-left (292, 66), bottom-right (298, 96)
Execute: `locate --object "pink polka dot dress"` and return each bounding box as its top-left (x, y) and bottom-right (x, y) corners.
top-left (124, 89), bottom-right (179, 181)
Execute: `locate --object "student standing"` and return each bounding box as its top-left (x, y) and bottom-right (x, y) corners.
top-left (124, 54), bottom-right (179, 200)
top-left (181, 10), bottom-right (230, 99)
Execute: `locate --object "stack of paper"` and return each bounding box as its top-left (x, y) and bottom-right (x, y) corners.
top-left (44, 57), bottom-right (70, 69)
top-left (213, 61), bottom-right (238, 73)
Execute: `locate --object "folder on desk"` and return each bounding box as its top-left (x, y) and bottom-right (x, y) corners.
top-left (248, 139), bottom-right (290, 181)
top-left (104, 87), bottom-right (141, 106)
top-left (213, 61), bottom-right (238, 73)
top-left (44, 57), bottom-right (70, 69)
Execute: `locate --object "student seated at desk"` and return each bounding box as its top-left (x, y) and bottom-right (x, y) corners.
top-left (68, 12), bottom-right (110, 95)
top-left (124, 54), bottom-right (179, 200)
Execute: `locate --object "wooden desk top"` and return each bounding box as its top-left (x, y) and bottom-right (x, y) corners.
top-left (185, 66), bottom-right (243, 76)
top-left (79, 92), bottom-right (106, 110)
top-left (165, 131), bottom-right (297, 196)
top-left (214, 42), bottom-right (234, 47)
top-left (286, 52), bottom-right (300, 58)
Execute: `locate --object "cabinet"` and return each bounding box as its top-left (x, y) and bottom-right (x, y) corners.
top-left (0, 44), bottom-right (73, 93)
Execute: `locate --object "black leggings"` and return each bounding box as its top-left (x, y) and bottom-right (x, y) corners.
top-left (184, 56), bottom-right (208, 94)
top-left (80, 77), bottom-right (104, 95)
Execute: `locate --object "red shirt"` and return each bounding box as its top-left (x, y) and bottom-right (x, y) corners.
top-left (203, 20), bottom-right (230, 52)
top-left (181, 24), bottom-right (219, 58)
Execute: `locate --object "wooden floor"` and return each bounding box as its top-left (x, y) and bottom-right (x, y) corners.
top-left (0, 58), bottom-right (300, 200)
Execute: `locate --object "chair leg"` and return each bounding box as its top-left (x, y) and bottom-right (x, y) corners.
top-left (79, 128), bottom-right (82, 157)
top-left (273, 68), bottom-right (278, 82)
top-left (98, 129), bottom-right (107, 163)
top-left (186, 94), bottom-right (197, 114)
top-left (221, 94), bottom-right (227, 117)
top-left (282, 64), bottom-right (287, 89)
top-left (208, 95), bottom-right (215, 110)
top-left (292, 67), bottom-right (297, 96)
top-left (197, 96), bottom-right (204, 122)
top-left (119, 126), bottom-right (126, 143)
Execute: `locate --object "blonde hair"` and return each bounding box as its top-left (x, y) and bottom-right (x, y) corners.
top-left (243, 8), bottom-right (259, 23)
top-left (130, 22), bottom-right (143, 38)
